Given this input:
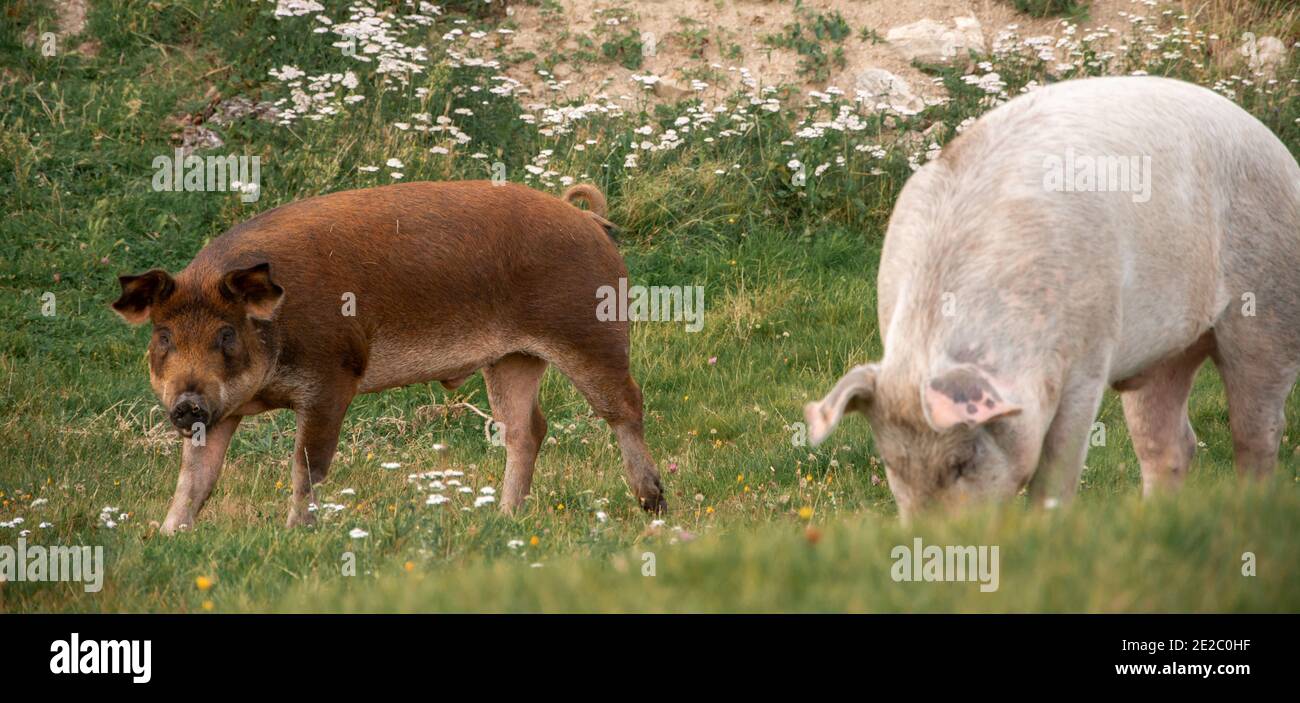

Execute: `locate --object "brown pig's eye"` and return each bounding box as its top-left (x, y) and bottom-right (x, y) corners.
top-left (218, 326), bottom-right (236, 350)
top-left (156, 330), bottom-right (173, 348)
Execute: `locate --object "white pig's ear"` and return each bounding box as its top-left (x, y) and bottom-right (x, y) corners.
top-left (804, 364), bottom-right (878, 446)
top-left (922, 363), bottom-right (1021, 431)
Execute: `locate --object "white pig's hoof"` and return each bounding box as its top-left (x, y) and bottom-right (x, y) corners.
top-left (159, 520), bottom-right (190, 536)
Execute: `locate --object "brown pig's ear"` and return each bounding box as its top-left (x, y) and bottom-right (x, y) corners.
top-left (804, 364), bottom-right (878, 447)
top-left (221, 262), bottom-right (284, 320)
top-left (111, 269), bottom-right (175, 325)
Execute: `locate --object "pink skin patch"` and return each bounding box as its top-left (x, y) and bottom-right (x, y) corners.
top-left (923, 366), bottom-right (1021, 431)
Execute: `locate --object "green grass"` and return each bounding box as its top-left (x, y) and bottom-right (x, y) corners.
top-left (1008, 0), bottom-right (1090, 20)
top-left (762, 6), bottom-right (851, 81)
top-left (269, 483), bottom-right (1300, 613)
top-left (1, 0), bottom-right (1298, 613)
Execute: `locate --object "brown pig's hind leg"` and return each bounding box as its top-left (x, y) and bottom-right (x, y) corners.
top-left (483, 353), bottom-right (550, 513)
top-left (551, 348), bottom-right (666, 514)
top-left (287, 384), bottom-right (355, 528)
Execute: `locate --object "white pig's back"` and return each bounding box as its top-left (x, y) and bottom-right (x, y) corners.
top-left (881, 76), bottom-right (1300, 381)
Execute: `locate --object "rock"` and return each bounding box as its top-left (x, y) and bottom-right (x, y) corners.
top-left (886, 16), bottom-right (984, 64)
top-left (854, 68), bottom-right (925, 115)
top-left (1240, 34), bottom-right (1288, 76)
top-left (173, 124), bottom-right (224, 155)
top-left (1257, 36), bottom-right (1288, 68)
top-left (896, 121), bottom-right (944, 151)
top-left (211, 96), bottom-right (281, 126)
top-left (652, 79), bottom-right (691, 102)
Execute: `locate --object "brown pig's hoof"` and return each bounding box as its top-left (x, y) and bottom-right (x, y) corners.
top-left (285, 506), bottom-right (318, 529)
top-left (638, 479), bottom-right (668, 514)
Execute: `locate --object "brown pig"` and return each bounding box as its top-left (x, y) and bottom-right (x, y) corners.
top-left (112, 181), bottom-right (666, 533)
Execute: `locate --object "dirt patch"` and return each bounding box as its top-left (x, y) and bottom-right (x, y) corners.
top-left (20, 0), bottom-right (96, 55)
top-left (492, 0), bottom-right (1143, 105)
top-left (54, 0), bottom-right (87, 37)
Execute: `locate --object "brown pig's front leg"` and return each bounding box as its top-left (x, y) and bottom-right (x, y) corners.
top-left (286, 393), bottom-right (353, 528)
top-left (161, 415), bottom-right (243, 535)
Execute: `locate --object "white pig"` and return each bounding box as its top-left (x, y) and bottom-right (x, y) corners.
top-left (804, 76), bottom-right (1300, 518)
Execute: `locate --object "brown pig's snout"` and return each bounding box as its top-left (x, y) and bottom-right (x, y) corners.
top-left (169, 392), bottom-right (210, 433)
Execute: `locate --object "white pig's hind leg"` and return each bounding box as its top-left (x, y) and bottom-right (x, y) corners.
top-left (1027, 377), bottom-right (1107, 508)
top-left (1119, 336), bottom-right (1213, 496)
top-left (1212, 345), bottom-right (1299, 480)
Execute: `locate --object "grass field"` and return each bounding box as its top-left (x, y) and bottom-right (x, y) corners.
top-left (1, 0), bottom-right (1298, 613)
